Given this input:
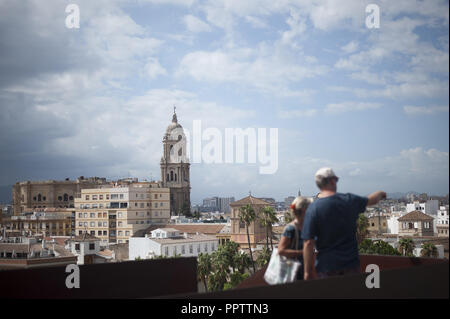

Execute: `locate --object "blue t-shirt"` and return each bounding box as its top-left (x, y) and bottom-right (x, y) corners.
top-left (301, 193), bottom-right (368, 274)
top-left (281, 223), bottom-right (304, 280)
top-left (281, 224), bottom-right (303, 262)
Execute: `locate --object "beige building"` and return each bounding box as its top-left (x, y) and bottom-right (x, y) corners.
top-left (230, 195), bottom-right (270, 248)
top-left (367, 215), bottom-right (389, 234)
top-left (398, 210), bottom-right (434, 237)
top-left (2, 208), bottom-right (75, 237)
top-left (75, 183), bottom-right (170, 244)
top-left (12, 177), bottom-right (109, 215)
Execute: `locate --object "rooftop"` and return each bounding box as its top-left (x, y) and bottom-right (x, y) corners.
top-left (230, 195), bottom-right (271, 207)
top-left (145, 234), bottom-right (217, 244)
top-left (398, 210), bottom-right (435, 221)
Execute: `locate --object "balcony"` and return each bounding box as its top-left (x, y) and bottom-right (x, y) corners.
top-left (0, 254), bottom-right (447, 299)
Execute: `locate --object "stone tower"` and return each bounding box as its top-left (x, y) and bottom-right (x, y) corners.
top-left (160, 109), bottom-right (191, 215)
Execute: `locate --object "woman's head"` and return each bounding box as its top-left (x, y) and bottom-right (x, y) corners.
top-left (290, 196), bottom-right (313, 220)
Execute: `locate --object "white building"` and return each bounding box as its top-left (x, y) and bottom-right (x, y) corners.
top-left (65, 233), bottom-right (107, 265)
top-left (129, 228), bottom-right (218, 260)
top-left (436, 206), bottom-right (449, 237)
top-left (406, 200), bottom-right (439, 216)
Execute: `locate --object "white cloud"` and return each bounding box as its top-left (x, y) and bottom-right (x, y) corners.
top-left (325, 102), bottom-right (382, 114)
top-left (143, 57), bottom-right (167, 79)
top-left (177, 48), bottom-right (327, 97)
top-left (245, 15), bottom-right (269, 29)
top-left (403, 105), bottom-right (449, 115)
top-left (277, 109), bottom-right (318, 119)
top-left (183, 14), bottom-right (212, 33)
top-left (341, 41), bottom-right (359, 54)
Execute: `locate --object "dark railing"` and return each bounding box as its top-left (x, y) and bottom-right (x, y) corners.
top-left (0, 257), bottom-right (197, 299)
top-left (172, 254), bottom-right (448, 299)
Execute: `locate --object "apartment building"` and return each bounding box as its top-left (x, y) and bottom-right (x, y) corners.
top-left (129, 228), bottom-right (218, 260)
top-left (436, 206), bottom-right (449, 237)
top-left (75, 183), bottom-right (170, 244)
top-left (2, 208), bottom-right (75, 237)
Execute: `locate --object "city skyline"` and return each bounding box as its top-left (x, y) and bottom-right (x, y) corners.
top-left (0, 0), bottom-right (448, 204)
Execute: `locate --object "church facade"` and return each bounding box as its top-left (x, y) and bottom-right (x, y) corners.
top-left (160, 110), bottom-right (191, 216)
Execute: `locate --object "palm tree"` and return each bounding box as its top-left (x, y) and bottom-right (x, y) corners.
top-left (259, 206), bottom-right (272, 250)
top-left (398, 238), bottom-right (415, 256)
top-left (420, 242), bottom-right (438, 258)
top-left (239, 204), bottom-right (257, 273)
top-left (197, 253), bottom-right (213, 292)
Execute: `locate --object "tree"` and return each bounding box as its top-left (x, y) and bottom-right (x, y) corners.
top-left (260, 206), bottom-right (278, 251)
top-left (199, 242), bottom-right (253, 292)
top-left (197, 253), bottom-right (213, 292)
top-left (420, 242), bottom-right (438, 258)
top-left (239, 204), bottom-right (257, 273)
top-left (284, 211), bottom-right (293, 224)
top-left (356, 214), bottom-right (370, 246)
top-left (398, 238), bottom-right (415, 256)
top-left (256, 246), bottom-right (272, 268)
top-left (359, 239), bottom-right (401, 256)
top-left (223, 272), bottom-right (249, 290)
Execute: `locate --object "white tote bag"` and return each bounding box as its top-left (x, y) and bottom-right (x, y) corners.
top-left (264, 226), bottom-right (301, 285)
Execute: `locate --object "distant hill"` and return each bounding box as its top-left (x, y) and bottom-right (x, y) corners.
top-left (0, 185), bottom-right (12, 204)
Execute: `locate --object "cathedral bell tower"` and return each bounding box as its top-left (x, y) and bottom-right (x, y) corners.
top-left (160, 108), bottom-right (191, 215)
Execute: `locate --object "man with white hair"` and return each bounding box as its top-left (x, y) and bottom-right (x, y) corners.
top-left (302, 167), bottom-right (386, 280)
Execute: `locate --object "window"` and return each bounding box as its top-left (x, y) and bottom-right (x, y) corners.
top-left (118, 231), bottom-right (122, 236)
top-left (140, 203), bottom-right (144, 208)
top-left (90, 213), bottom-right (95, 218)
top-left (84, 213), bottom-right (88, 218)
top-left (197, 245), bottom-right (200, 253)
top-left (120, 194), bottom-right (124, 199)
top-left (75, 244), bottom-right (80, 250)
top-left (92, 195), bottom-right (98, 200)
top-left (160, 203), bottom-right (163, 207)
top-left (103, 231), bottom-right (107, 236)
top-left (90, 231), bottom-right (95, 235)
top-left (165, 247), bottom-right (169, 256)
top-left (98, 222), bottom-right (102, 227)
top-left (182, 245), bottom-right (185, 254)
top-left (98, 230), bottom-right (102, 235)
top-left (118, 221), bottom-right (123, 227)
top-left (106, 194), bottom-right (110, 200)
top-left (99, 195), bottom-right (103, 200)
top-left (189, 245), bottom-right (193, 254)
top-left (204, 244), bottom-right (207, 252)
top-left (85, 195), bottom-right (89, 200)
top-left (78, 222), bottom-right (83, 227)
top-left (90, 222), bottom-right (95, 227)
top-left (154, 194), bottom-right (158, 199)
top-left (125, 231), bottom-right (130, 236)
top-left (111, 194), bottom-right (118, 199)
top-left (89, 243), bottom-right (95, 250)
top-left (92, 204), bottom-right (98, 209)
top-left (135, 203), bottom-right (138, 207)
top-left (103, 212), bottom-right (107, 218)
top-left (98, 212), bottom-right (102, 218)
top-left (78, 213), bottom-right (83, 218)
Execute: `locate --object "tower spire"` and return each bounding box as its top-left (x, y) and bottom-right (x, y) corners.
top-left (172, 105), bottom-right (178, 123)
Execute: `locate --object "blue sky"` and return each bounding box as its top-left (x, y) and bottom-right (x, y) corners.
top-left (0, 0), bottom-right (448, 203)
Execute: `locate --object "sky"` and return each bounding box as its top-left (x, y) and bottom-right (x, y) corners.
top-left (0, 0), bottom-right (448, 204)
